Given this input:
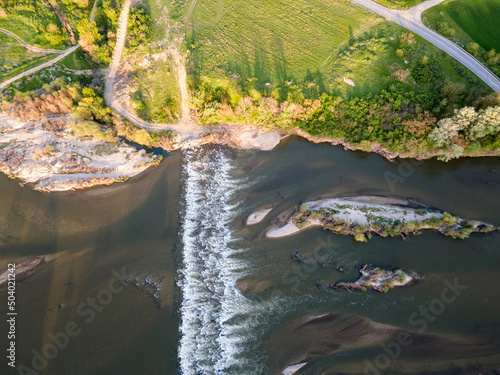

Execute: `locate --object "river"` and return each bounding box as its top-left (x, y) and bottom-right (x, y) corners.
top-left (1, 137), bottom-right (500, 374)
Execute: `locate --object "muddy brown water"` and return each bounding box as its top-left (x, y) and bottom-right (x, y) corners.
top-left (1, 137), bottom-right (499, 374)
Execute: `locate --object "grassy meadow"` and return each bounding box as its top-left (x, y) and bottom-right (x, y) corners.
top-left (128, 46), bottom-right (181, 123)
top-left (0, 33), bottom-right (47, 79)
top-left (423, 0), bottom-right (500, 76)
top-left (125, 0), bottom-right (181, 123)
top-left (177, 0), bottom-right (381, 92)
top-left (424, 0), bottom-right (500, 52)
top-left (372, 0), bottom-right (426, 9)
top-left (56, 50), bottom-right (93, 71)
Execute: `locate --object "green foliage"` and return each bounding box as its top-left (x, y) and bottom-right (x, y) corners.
top-left (72, 87), bottom-right (111, 121)
top-left (354, 233), bottom-right (367, 242)
top-left (128, 5), bottom-right (152, 48)
top-left (69, 120), bottom-right (115, 141)
top-left (75, 0), bottom-right (123, 65)
top-left (45, 144), bottom-right (55, 154)
top-left (76, 19), bottom-right (101, 61)
top-left (429, 105), bottom-right (500, 160)
top-left (113, 117), bottom-right (174, 148)
top-left (299, 204), bottom-right (309, 213)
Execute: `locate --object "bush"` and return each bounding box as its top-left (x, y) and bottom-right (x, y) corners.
top-left (69, 121), bottom-right (115, 141)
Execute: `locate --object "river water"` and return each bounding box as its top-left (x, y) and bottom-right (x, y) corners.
top-left (1, 137), bottom-right (500, 374)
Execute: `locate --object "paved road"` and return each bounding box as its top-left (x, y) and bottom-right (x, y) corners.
top-left (348, 0), bottom-right (500, 92)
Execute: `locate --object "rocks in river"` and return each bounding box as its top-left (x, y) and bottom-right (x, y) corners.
top-left (291, 251), bottom-right (303, 263)
top-left (123, 274), bottom-right (164, 307)
top-left (330, 265), bottom-right (420, 293)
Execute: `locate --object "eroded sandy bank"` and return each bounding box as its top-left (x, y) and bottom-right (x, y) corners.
top-left (0, 116), bottom-right (159, 191)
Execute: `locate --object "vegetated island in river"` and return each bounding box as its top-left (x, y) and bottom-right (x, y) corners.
top-left (330, 264), bottom-right (421, 293)
top-left (266, 196), bottom-right (496, 241)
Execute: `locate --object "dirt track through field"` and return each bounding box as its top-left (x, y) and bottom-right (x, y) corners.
top-left (0, 0), bottom-right (99, 91)
top-left (0, 28), bottom-right (65, 54)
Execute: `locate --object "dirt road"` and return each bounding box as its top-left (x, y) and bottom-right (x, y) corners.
top-left (0, 0), bottom-right (99, 91)
top-left (0, 28), bottom-right (65, 54)
top-left (104, 0), bottom-right (207, 140)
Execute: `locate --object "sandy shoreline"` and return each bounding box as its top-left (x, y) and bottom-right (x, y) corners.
top-left (0, 256), bottom-right (46, 286)
top-left (2, 108), bottom-right (499, 192)
top-left (266, 222), bottom-right (303, 238)
top-left (282, 362), bottom-right (307, 375)
top-left (246, 208), bottom-right (273, 225)
top-left (265, 195), bottom-right (494, 240)
top-left (0, 115), bottom-right (159, 191)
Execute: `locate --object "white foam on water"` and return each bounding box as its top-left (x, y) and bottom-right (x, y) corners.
top-left (178, 148), bottom-right (333, 375)
top-left (178, 149), bottom-right (265, 375)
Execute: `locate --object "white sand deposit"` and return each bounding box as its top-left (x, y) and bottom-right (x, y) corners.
top-left (246, 208), bottom-right (273, 225)
top-left (0, 116), bottom-right (158, 191)
top-left (282, 362), bottom-right (308, 375)
top-left (266, 222), bottom-right (302, 238)
top-left (266, 196), bottom-right (443, 238)
top-left (236, 130), bottom-right (282, 151)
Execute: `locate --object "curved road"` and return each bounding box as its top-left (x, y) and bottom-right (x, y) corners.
top-left (348, 0), bottom-right (500, 92)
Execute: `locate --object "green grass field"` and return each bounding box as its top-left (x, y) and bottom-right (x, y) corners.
top-left (423, 0), bottom-right (500, 75)
top-left (0, 52), bottom-right (58, 81)
top-left (128, 46), bottom-right (181, 123)
top-left (0, 33), bottom-right (47, 78)
top-left (56, 50), bottom-right (92, 70)
top-left (372, 0), bottom-right (425, 9)
top-left (0, 0), bottom-right (92, 49)
top-left (430, 0), bottom-right (500, 52)
top-left (178, 0), bottom-right (381, 91)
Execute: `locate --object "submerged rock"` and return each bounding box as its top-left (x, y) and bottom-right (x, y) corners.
top-left (330, 265), bottom-right (420, 293)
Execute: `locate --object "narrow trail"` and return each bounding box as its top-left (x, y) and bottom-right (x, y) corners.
top-left (348, 0), bottom-right (500, 92)
top-left (0, 0), bottom-right (99, 92)
top-left (0, 45), bottom-right (80, 91)
top-left (104, 0), bottom-right (208, 140)
top-left (0, 28), bottom-right (65, 54)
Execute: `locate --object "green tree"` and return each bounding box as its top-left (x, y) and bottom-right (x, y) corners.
top-left (77, 19), bottom-right (101, 63)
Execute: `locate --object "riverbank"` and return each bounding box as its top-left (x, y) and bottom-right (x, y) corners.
top-left (181, 124), bottom-right (500, 162)
top-left (1, 109), bottom-right (500, 192)
top-left (0, 115), bottom-right (160, 191)
top-left (266, 195), bottom-right (496, 241)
